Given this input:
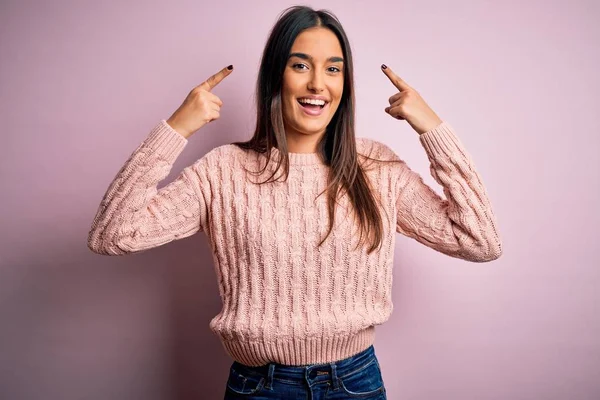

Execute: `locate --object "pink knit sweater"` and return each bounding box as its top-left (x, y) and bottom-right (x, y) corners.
top-left (88, 119), bottom-right (502, 366)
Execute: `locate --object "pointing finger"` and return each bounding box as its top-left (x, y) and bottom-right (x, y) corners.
top-left (381, 64), bottom-right (411, 91)
top-left (199, 65), bottom-right (234, 92)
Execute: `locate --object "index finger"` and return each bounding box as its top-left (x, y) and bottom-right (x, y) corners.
top-left (199, 65), bottom-right (234, 91)
top-left (381, 64), bottom-right (411, 91)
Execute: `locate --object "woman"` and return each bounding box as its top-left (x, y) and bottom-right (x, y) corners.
top-left (88, 5), bottom-right (502, 399)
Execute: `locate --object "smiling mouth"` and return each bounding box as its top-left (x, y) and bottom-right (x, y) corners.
top-left (297, 99), bottom-right (328, 110)
top-left (297, 99), bottom-right (330, 117)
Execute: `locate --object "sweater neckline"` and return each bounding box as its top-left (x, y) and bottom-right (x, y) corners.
top-left (269, 147), bottom-right (325, 166)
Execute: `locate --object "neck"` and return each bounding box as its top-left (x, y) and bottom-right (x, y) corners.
top-left (284, 126), bottom-right (325, 154)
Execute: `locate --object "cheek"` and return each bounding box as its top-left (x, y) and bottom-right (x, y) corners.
top-left (333, 87), bottom-right (344, 106)
top-left (280, 91), bottom-right (293, 114)
top-left (281, 84), bottom-right (297, 111)
top-left (331, 81), bottom-right (344, 104)
top-left (282, 71), bottom-right (300, 94)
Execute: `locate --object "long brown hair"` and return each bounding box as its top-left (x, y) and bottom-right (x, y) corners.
top-left (232, 5), bottom-right (402, 254)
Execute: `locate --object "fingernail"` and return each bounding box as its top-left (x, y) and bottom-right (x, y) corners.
top-left (381, 64), bottom-right (387, 69)
top-left (227, 65), bottom-right (233, 70)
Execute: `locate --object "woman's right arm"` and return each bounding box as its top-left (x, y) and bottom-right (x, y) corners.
top-left (87, 121), bottom-right (211, 255)
top-left (87, 65), bottom-right (234, 255)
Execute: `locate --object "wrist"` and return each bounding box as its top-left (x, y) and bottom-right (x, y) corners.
top-left (418, 118), bottom-right (443, 136)
top-left (165, 119), bottom-right (191, 139)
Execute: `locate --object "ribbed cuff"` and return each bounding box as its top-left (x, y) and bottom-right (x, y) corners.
top-left (142, 119), bottom-right (188, 164)
top-left (219, 326), bottom-right (376, 367)
top-left (418, 121), bottom-right (468, 160)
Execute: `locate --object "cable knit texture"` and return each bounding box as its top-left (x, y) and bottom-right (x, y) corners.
top-left (88, 119), bottom-right (502, 366)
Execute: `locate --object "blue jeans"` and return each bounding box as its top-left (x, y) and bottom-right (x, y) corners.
top-left (223, 344), bottom-right (387, 399)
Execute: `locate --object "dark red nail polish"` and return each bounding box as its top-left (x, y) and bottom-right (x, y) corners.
top-left (227, 65), bottom-right (233, 70)
top-left (381, 64), bottom-right (387, 69)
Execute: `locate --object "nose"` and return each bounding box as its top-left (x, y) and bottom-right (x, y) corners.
top-left (307, 70), bottom-right (324, 92)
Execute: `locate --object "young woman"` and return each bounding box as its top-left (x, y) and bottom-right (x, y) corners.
top-left (88, 5), bottom-right (502, 399)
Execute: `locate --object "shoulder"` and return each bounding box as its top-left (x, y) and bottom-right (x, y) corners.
top-left (206, 143), bottom-right (243, 159)
top-left (196, 143), bottom-right (246, 164)
top-left (185, 143), bottom-right (247, 178)
top-left (356, 136), bottom-right (402, 162)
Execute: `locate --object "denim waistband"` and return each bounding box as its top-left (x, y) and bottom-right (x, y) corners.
top-left (231, 344), bottom-right (377, 386)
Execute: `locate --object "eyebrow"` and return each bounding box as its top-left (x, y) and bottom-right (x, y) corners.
top-left (288, 52), bottom-right (344, 63)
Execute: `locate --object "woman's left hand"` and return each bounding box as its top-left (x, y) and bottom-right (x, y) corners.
top-left (381, 64), bottom-right (443, 135)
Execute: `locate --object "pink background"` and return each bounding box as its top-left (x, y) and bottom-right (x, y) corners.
top-left (2, 0), bottom-right (599, 399)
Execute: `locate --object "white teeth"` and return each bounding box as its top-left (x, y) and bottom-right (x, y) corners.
top-left (298, 98), bottom-right (326, 106)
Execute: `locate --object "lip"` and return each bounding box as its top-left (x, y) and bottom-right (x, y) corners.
top-left (297, 99), bottom-right (329, 117)
top-left (297, 95), bottom-right (329, 102)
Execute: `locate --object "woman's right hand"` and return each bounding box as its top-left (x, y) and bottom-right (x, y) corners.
top-left (166, 65), bottom-right (234, 139)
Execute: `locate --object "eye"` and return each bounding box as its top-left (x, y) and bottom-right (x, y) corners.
top-left (292, 63), bottom-right (308, 70)
top-left (328, 66), bottom-right (341, 73)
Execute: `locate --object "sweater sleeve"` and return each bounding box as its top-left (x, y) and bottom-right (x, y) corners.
top-left (393, 121), bottom-right (502, 262)
top-left (87, 120), bottom-right (211, 256)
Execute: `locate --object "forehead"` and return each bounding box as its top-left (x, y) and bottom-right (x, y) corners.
top-left (290, 27), bottom-right (343, 58)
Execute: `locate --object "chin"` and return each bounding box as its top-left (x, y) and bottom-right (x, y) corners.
top-left (295, 120), bottom-right (329, 135)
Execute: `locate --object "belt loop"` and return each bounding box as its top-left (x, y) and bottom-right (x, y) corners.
top-left (264, 363), bottom-right (275, 390)
top-left (330, 362), bottom-right (340, 390)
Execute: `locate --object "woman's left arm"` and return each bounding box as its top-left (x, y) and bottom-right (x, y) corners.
top-left (395, 122), bottom-right (503, 262)
top-left (381, 64), bottom-right (502, 262)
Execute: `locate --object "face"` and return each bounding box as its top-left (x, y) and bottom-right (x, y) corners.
top-left (281, 27), bottom-right (345, 147)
